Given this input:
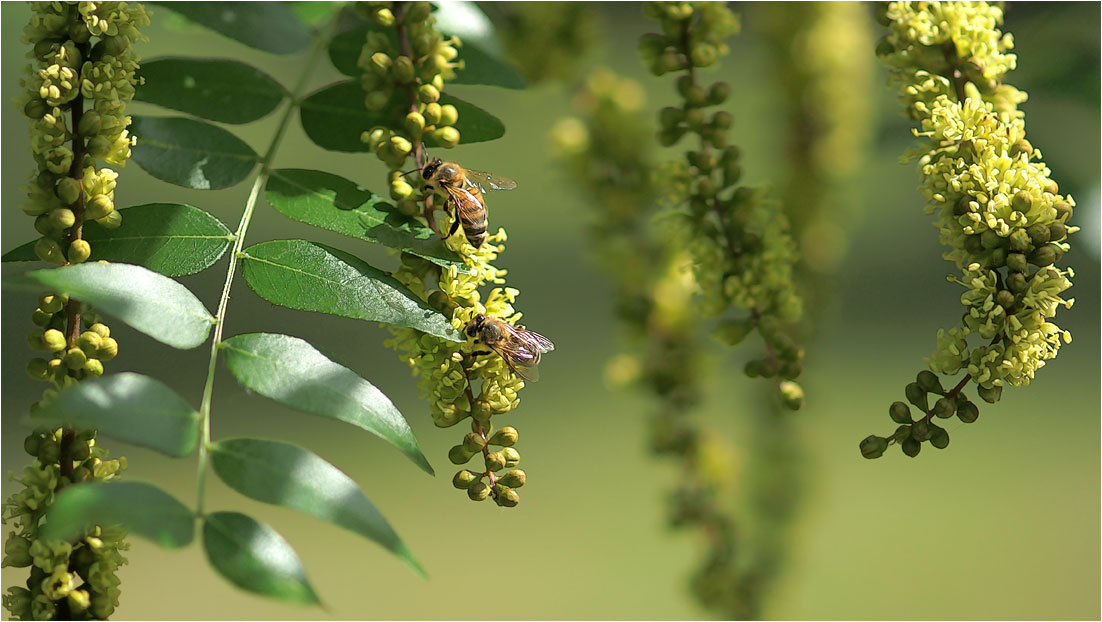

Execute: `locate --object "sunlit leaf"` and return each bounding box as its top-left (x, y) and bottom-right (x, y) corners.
top-left (41, 481), bottom-right (194, 548)
top-left (2, 204), bottom-right (233, 277)
top-left (221, 332), bottom-right (433, 474)
top-left (210, 438), bottom-right (425, 577)
top-left (299, 81), bottom-right (504, 152)
top-left (9, 262), bottom-right (215, 349)
top-left (265, 168), bottom-right (463, 270)
top-left (203, 512), bottom-right (320, 605)
top-left (131, 116), bottom-right (259, 190)
top-left (29, 372), bottom-right (200, 457)
top-left (156, 2), bottom-right (310, 54)
top-left (137, 57), bottom-right (287, 124)
top-left (240, 239), bottom-right (461, 341)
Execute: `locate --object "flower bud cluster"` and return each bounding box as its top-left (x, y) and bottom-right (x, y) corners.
top-left (19, 1), bottom-right (149, 266)
top-left (26, 293), bottom-right (118, 392)
top-left (356, 1), bottom-right (463, 178)
top-left (641, 2), bottom-right (805, 409)
top-left (386, 232), bottom-right (529, 506)
top-left (2, 429), bottom-right (128, 620)
top-left (863, 2), bottom-right (1076, 458)
top-left (495, 3), bottom-right (596, 85)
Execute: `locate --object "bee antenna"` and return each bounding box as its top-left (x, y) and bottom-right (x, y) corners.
top-left (399, 166), bottom-right (421, 178)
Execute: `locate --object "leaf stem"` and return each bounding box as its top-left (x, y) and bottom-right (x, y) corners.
top-left (194, 22), bottom-right (334, 518)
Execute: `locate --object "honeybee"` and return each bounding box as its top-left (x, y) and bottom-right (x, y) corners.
top-left (421, 158), bottom-right (517, 249)
top-left (466, 314), bottom-right (554, 382)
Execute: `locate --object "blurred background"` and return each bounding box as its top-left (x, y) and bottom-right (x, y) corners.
top-left (2, 2), bottom-right (1098, 619)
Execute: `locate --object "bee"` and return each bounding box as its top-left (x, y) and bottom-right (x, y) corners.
top-left (421, 158), bottom-right (517, 249)
top-left (465, 314), bottom-right (554, 382)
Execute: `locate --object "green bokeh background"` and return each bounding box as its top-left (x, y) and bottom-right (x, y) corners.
top-left (2, 3), bottom-right (1098, 619)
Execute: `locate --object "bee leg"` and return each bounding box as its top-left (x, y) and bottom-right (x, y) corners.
top-left (470, 349), bottom-right (492, 357)
top-left (445, 211), bottom-right (461, 238)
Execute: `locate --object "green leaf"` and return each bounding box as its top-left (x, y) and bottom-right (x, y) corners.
top-left (203, 512), bottom-right (320, 605)
top-left (289, 1), bottom-right (339, 26)
top-left (266, 168), bottom-right (463, 270)
top-left (156, 2), bottom-right (310, 54)
top-left (240, 240), bottom-right (460, 341)
top-left (209, 438), bottom-right (424, 577)
top-left (29, 372), bottom-right (200, 457)
top-left (131, 116), bottom-right (259, 190)
top-left (10, 262), bottom-right (215, 349)
top-left (221, 333), bottom-right (433, 475)
top-left (328, 24), bottom-right (524, 89)
top-left (2, 204), bottom-right (233, 277)
top-left (299, 81), bottom-right (504, 153)
top-left (41, 481), bottom-right (194, 548)
top-left (136, 57), bottom-right (288, 124)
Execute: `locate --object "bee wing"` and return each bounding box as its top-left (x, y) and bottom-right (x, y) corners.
top-left (443, 184), bottom-right (484, 216)
top-left (465, 169), bottom-right (518, 193)
top-left (490, 324), bottom-right (552, 382)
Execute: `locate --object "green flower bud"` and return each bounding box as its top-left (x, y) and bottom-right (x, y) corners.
top-left (488, 426), bottom-right (518, 447)
top-left (84, 194), bottom-right (114, 220)
top-left (690, 42), bottom-right (718, 67)
top-left (27, 329), bottom-right (47, 352)
top-left (995, 289), bottom-right (1016, 312)
top-left (929, 425), bottom-right (950, 449)
top-left (68, 440), bottom-right (90, 461)
top-left (39, 440), bottom-right (61, 463)
top-left (452, 469), bottom-right (478, 489)
top-left (23, 433), bottom-right (43, 457)
top-left (83, 358), bottom-right (104, 377)
top-left (370, 7), bottom-right (395, 27)
top-left (1047, 222), bottom-right (1066, 241)
top-left (708, 82), bottom-right (729, 105)
top-left (901, 437), bottom-right (921, 457)
top-left (67, 589), bottom-right (91, 612)
top-left (42, 328), bottom-right (67, 353)
top-left (1029, 245), bottom-right (1056, 267)
top-left (432, 126), bottom-right (460, 148)
top-left (390, 179), bottom-right (414, 200)
top-left (904, 382), bottom-right (928, 411)
top-left (1006, 252), bottom-right (1027, 273)
top-left (860, 435), bottom-right (888, 459)
top-left (423, 102), bottom-right (442, 125)
top-left (418, 83), bottom-right (440, 103)
top-left (467, 481), bottom-right (491, 501)
top-left (64, 347), bottom-right (87, 370)
top-left (779, 380), bottom-right (804, 410)
top-left (979, 229), bottom-right (1003, 250)
top-left (498, 469), bottom-right (526, 488)
top-left (501, 447), bottom-right (520, 468)
top-left (364, 89), bottom-right (391, 111)
top-left (722, 160), bottom-right (742, 187)
top-left (977, 383), bottom-right (1002, 404)
top-left (1006, 271), bottom-right (1028, 294)
top-left (957, 399), bottom-right (979, 423)
top-left (657, 126), bottom-right (687, 147)
top-left (658, 107), bottom-right (683, 129)
top-left (462, 432), bottom-right (486, 452)
top-left (89, 322), bottom-right (111, 338)
top-left (438, 104), bottom-right (459, 127)
top-left (24, 98), bottom-right (48, 119)
top-left (496, 487), bottom-right (519, 507)
top-left (48, 207), bottom-right (76, 231)
top-left (27, 358), bottom-right (50, 381)
top-left (389, 135), bottom-right (413, 156)
top-left (1053, 200), bottom-right (1073, 220)
top-left (97, 210), bottom-right (123, 229)
top-left (911, 419), bottom-right (932, 442)
top-left (94, 337), bottom-right (117, 362)
top-left (889, 401), bottom-right (912, 424)
top-left (484, 450), bottom-right (506, 472)
top-left (448, 444), bottom-right (476, 465)
top-left (685, 85), bottom-right (708, 107)
top-left (653, 50), bottom-right (684, 75)
top-left (711, 111), bottom-right (733, 130)
top-left (86, 135), bottom-right (112, 159)
top-left (78, 110), bottom-right (103, 136)
top-left (932, 396), bottom-right (955, 418)
top-left (31, 308), bottom-right (52, 327)
top-left (1008, 229), bottom-right (1032, 252)
top-left (391, 55), bottom-right (415, 83)
top-left (4, 533), bottom-right (33, 568)
top-left (40, 294), bottom-right (65, 314)
top-left (916, 370), bottom-right (943, 394)
top-left (713, 318), bottom-right (753, 346)
top-left (403, 111), bottom-right (425, 137)
top-left (67, 239), bottom-right (92, 264)
top-left (1011, 190), bottom-right (1033, 212)
top-left (406, 2), bottom-right (432, 22)
top-left (56, 177), bottom-right (81, 204)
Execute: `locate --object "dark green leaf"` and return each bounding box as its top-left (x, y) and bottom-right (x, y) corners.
top-left (41, 481), bottom-right (194, 548)
top-left (240, 239), bottom-right (460, 341)
top-left (156, 2), bottom-right (310, 54)
top-left (221, 333), bottom-right (433, 475)
top-left (266, 169), bottom-right (463, 270)
top-left (299, 81), bottom-right (504, 152)
top-left (203, 512), bottom-right (320, 605)
top-left (289, 1), bottom-right (339, 26)
top-left (136, 57), bottom-right (287, 124)
top-left (210, 438), bottom-right (424, 577)
top-left (29, 372), bottom-right (200, 457)
top-left (131, 116), bottom-right (259, 190)
top-left (328, 23), bottom-right (523, 89)
top-left (10, 262), bottom-right (215, 349)
top-left (2, 203), bottom-right (233, 277)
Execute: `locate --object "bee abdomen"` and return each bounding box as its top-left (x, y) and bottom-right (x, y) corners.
top-left (460, 214), bottom-right (488, 248)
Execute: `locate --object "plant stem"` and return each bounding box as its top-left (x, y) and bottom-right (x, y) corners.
top-left (193, 24), bottom-right (332, 517)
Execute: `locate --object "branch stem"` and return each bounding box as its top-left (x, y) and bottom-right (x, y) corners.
top-left (193, 23), bottom-right (332, 517)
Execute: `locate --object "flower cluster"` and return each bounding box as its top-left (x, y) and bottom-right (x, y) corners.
top-left (363, 2), bottom-right (533, 506)
top-left (640, 1), bottom-right (805, 410)
top-left (2, 429), bottom-right (128, 620)
top-left (862, 1), bottom-right (1075, 459)
top-left (26, 295), bottom-right (118, 394)
top-left (20, 1), bottom-right (149, 266)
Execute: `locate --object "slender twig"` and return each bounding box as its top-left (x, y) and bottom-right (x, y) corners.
top-left (193, 24), bottom-right (332, 517)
